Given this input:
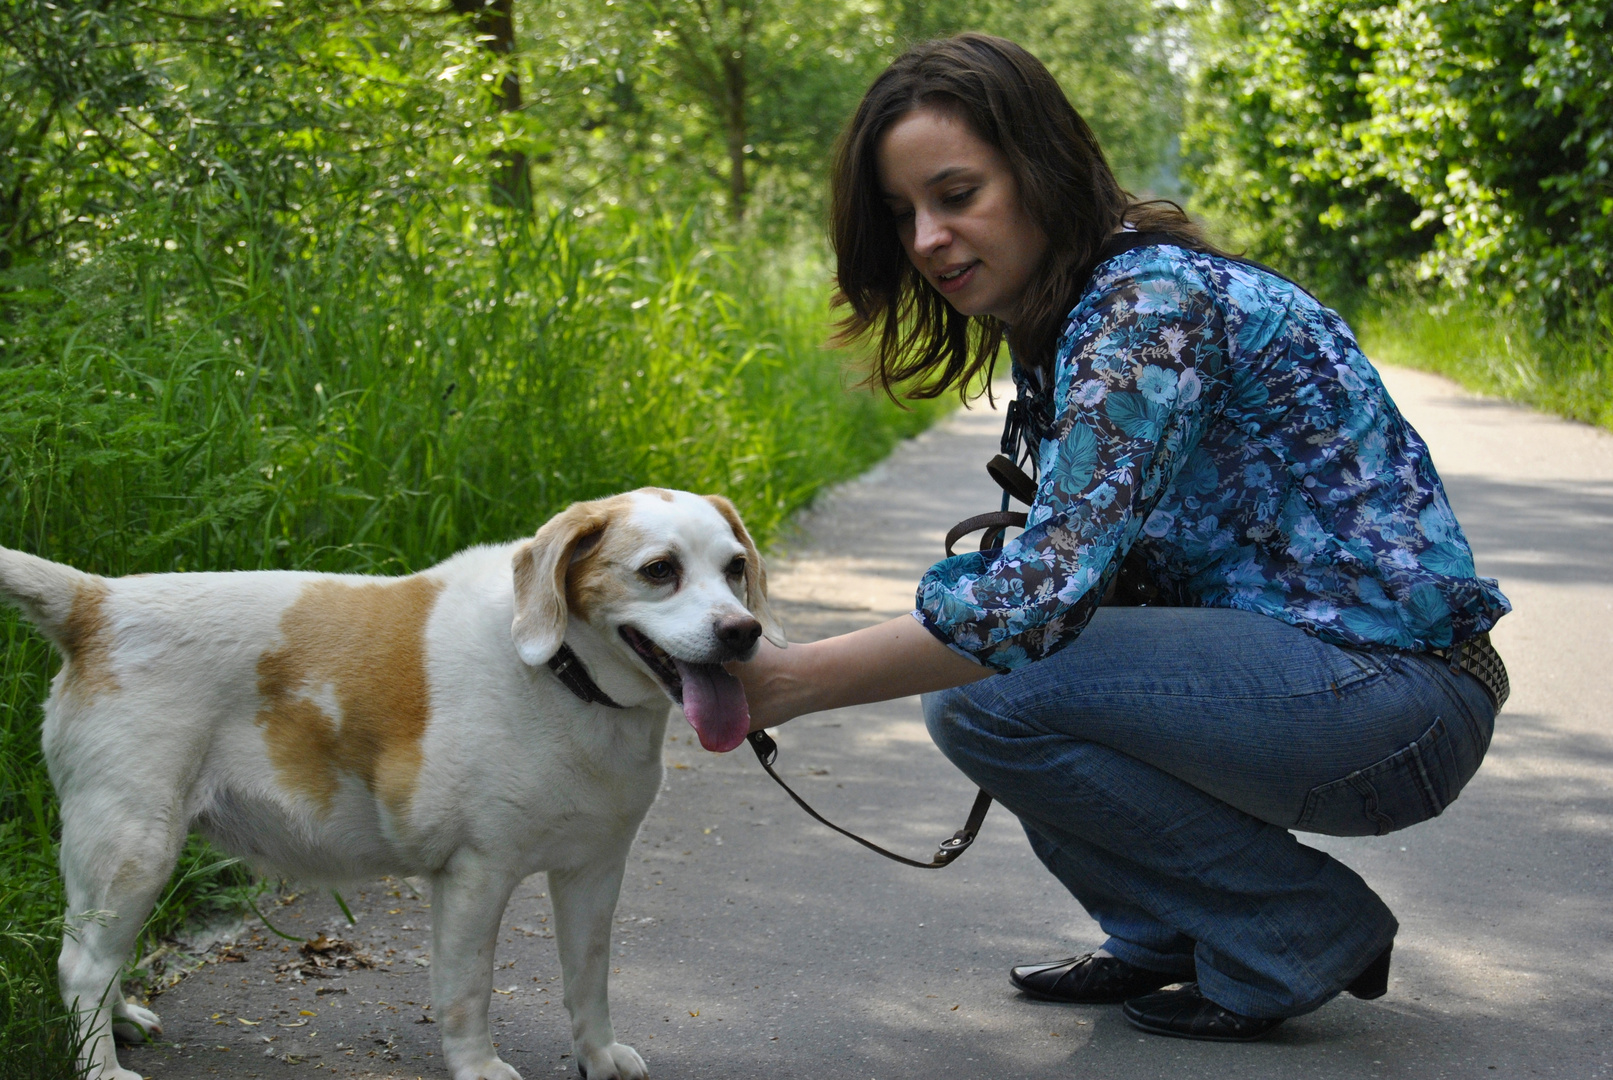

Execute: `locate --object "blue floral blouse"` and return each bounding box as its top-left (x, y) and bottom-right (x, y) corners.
top-left (915, 244), bottom-right (1511, 672)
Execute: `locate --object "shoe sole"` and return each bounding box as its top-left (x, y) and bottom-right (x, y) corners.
top-left (1122, 1010), bottom-right (1284, 1043)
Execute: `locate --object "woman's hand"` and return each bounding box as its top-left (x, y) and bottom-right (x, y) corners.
top-left (728, 637), bottom-right (810, 732)
top-left (729, 614), bottom-right (993, 736)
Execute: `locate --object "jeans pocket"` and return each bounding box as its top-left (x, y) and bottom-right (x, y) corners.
top-left (1295, 712), bottom-right (1486, 837)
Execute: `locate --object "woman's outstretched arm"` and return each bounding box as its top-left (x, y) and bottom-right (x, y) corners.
top-left (731, 614), bottom-right (992, 732)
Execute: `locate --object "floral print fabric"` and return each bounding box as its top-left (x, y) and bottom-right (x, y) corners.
top-left (915, 244), bottom-right (1511, 671)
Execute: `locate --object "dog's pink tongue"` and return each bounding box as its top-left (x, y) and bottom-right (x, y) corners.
top-left (675, 660), bottom-right (751, 753)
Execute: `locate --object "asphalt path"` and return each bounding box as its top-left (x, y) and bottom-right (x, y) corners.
top-left (124, 364), bottom-right (1613, 1080)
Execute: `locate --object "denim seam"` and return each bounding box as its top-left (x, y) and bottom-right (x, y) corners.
top-left (1018, 672), bottom-right (1388, 706)
top-left (1426, 657), bottom-right (1496, 751)
top-left (1407, 726), bottom-right (1448, 819)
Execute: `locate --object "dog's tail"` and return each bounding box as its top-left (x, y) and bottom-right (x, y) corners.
top-left (0, 546), bottom-right (100, 654)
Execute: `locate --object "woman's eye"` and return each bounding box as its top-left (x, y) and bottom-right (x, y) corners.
top-left (726, 557), bottom-right (746, 578)
top-left (942, 187), bottom-right (976, 206)
top-left (640, 560), bottom-right (676, 582)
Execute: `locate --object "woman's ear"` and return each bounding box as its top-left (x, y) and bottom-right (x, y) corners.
top-left (511, 502), bottom-right (609, 666)
top-left (705, 495), bottom-right (787, 648)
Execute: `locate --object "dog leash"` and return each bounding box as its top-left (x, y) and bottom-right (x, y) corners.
top-left (746, 728), bottom-right (993, 869)
top-left (547, 639), bottom-right (992, 867)
top-left (742, 448), bottom-right (1048, 870)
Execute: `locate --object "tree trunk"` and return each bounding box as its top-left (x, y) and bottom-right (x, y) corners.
top-left (722, 51), bottom-right (746, 221)
top-left (451, 0), bottom-right (529, 211)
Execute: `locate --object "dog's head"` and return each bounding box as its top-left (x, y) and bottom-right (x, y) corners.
top-left (510, 488), bottom-right (786, 752)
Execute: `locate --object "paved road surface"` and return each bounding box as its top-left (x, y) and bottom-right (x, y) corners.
top-left (125, 364), bottom-right (1613, 1080)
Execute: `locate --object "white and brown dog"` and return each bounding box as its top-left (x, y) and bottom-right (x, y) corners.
top-left (0, 488), bottom-right (784, 1080)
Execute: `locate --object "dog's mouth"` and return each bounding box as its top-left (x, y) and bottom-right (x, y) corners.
top-left (619, 626), bottom-right (751, 754)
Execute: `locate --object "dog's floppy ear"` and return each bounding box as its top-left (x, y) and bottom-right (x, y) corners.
top-left (704, 495), bottom-right (787, 648)
top-left (511, 501), bottom-right (609, 666)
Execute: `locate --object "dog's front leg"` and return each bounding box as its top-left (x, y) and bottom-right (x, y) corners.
top-left (549, 854), bottom-right (647, 1080)
top-left (430, 855), bottom-right (522, 1080)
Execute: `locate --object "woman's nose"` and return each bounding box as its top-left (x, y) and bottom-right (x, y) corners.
top-left (912, 207), bottom-right (950, 256)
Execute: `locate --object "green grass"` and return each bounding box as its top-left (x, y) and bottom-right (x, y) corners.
top-left (1356, 294), bottom-right (1613, 432)
top-left (0, 201), bottom-right (951, 1077)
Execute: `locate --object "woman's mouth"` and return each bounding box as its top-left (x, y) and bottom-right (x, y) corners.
top-left (934, 261), bottom-right (977, 294)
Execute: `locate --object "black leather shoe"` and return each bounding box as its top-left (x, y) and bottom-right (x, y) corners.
top-left (1346, 942), bottom-right (1392, 1000)
top-left (1122, 983), bottom-right (1284, 1042)
top-left (1009, 953), bottom-right (1180, 1004)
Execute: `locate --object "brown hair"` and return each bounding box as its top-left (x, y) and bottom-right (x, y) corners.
top-left (831, 33), bottom-right (1217, 400)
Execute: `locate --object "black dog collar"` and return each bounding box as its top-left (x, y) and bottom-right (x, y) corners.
top-left (547, 643), bottom-right (625, 709)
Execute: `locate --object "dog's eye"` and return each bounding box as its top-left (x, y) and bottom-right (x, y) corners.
top-left (726, 556), bottom-right (745, 578)
top-left (639, 559), bottom-right (676, 583)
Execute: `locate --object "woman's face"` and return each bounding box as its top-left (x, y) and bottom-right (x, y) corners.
top-left (876, 107), bottom-right (1049, 324)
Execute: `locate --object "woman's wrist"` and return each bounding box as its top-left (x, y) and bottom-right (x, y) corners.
top-left (734, 614), bottom-right (990, 737)
top-left (739, 638), bottom-right (823, 732)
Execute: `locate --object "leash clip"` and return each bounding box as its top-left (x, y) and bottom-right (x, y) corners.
top-left (933, 832), bottom-right (973, 864)
top-left (747, 728), bottom-right (778, 767)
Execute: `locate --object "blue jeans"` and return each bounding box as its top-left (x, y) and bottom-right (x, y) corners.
top-left (922, 607), bottom-right (1495, 1019)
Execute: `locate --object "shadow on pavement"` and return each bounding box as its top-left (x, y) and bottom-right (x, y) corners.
top-left (1441, 473), bottom-right (1613, 586)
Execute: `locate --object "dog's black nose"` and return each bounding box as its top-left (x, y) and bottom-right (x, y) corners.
top-left (715, 615), bottom-right (763, 656)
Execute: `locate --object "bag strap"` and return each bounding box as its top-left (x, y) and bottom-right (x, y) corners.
top-left (945, 510), bottom-right (1030, 557)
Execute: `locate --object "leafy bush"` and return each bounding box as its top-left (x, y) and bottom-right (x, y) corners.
top-left (1185, 0), bottom-right (1434, 305)
top-left (1185, 0), bottom-right (1612, 322)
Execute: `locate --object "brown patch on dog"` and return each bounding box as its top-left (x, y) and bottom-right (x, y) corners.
top-left (255, 575), bottom-right (444, 816)
top-left (566, 506), bottom-right (654, 623)
top-left (60, 581), bottom-right (119, 698)
top-left (639, 487), bottom-right (676, 503)
top-left (510, 497), bottom-right (624, 662)
top-left (702, 496), bottom-right (768, 602)
top-left (704, 495), bottom-right (786, 646)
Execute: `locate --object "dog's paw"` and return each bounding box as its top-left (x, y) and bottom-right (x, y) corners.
top-left (577, 1041), bottom-right (647, 1080)
top-left (111, 999), bottom-right (162, 1043)
top-left (87, 1065), bottom-right (146, 1080)
top-left (451, 1056), bottom-right (522, 1080)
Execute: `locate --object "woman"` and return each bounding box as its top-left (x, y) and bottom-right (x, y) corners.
top-left (733, 33), bottom-right (1510, 1041)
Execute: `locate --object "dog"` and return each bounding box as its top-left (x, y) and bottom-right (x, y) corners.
top-left (0, 488), bottom-right (784, 1080)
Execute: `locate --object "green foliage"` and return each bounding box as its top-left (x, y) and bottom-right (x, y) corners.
top-left (1351, 0), bottom-right (1613, 320)
top-left (508, 0), bottom-right (1185, 226)
top-left (1185, 0), bottom-right (1433, 304)
top-left (0, 3), bottom-right (958, 1069)
top-left (2, 206), bottom-right (942, 574)
top-left (0, 0), bottom-right (497, 271)
top-left (0, 0), bottom-right (1188, 245)
top-left (0, 617), bottom-right (81, 1080)
top-left (1185, 0), bottom-right (1613, 322)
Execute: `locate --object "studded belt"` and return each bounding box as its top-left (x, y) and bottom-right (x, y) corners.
top-left (1428, 632), bottom-right (1509, 713)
